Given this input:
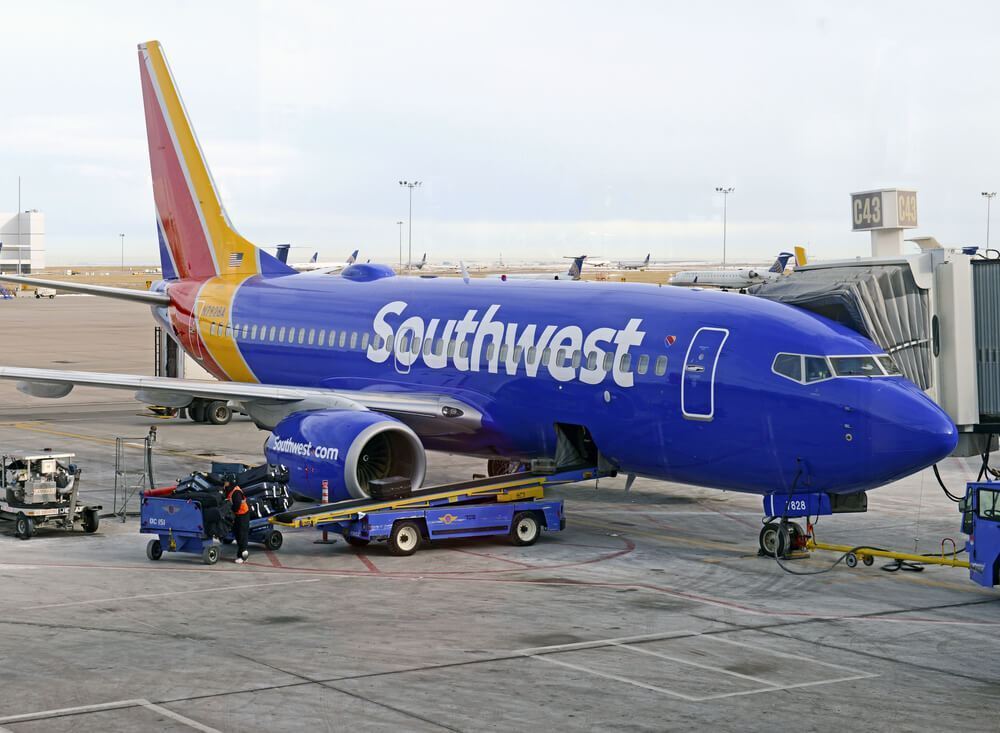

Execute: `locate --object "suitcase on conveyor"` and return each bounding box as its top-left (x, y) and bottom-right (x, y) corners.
top-left (368, 476), bottom-right (412, 501)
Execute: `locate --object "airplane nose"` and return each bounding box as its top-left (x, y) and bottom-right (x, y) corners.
top-left (867, 381), bottom-right (957, 482)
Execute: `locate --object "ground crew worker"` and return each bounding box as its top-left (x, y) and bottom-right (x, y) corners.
top-left (226, 480), bottom-right (251, 564)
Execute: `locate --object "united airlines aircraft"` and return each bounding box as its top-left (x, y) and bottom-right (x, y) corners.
top-left (669, 252), bottom-right (794, 290)
top-left (0, 42), bottom-right (957, 521)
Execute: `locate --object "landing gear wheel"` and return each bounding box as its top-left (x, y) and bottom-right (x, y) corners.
top-left (845, 552), bottom-right (858, 568)
top-left (202, 545), bottom-right (220, 565)
top-left (81, 508), bottom-right (100, 533)
top-left (265, 530), bottom-right (283, 551)
top-left (388, 521), bottom-right (421, 556)
top-left (15, 512), bottom-right (34, 540)
top-left (188, 401), bottom-right (207, 422)
top-left (862, 554), bottom-right (875, 567)
top-left (206, 401), bottom-right (232, 425)
top-left (510, 512), bottom-right (541, 546)
top-left (146, 538), bottom-right (163, 561)
top-left (758, 522), bottom-right (788, 557)
top-left (345, 536), bottom-right (370, 547)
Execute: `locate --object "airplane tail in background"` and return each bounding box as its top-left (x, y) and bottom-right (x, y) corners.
top-left (138, 41), bottom-right (294, 282)
top-left (566, 255), bottom-right (587, 280)
top-left (310, 252), bottom-right (319, 263)
top-left (643, 253), bottom-right (650, 266)
top-left (794, 246), bottom-right (808, 267)
top-left (347, 249), bottom-right (359, 265)
top-left (416, 253), bottom-right (427, 270)
top-left (768, 252), bottom-right (795, 274)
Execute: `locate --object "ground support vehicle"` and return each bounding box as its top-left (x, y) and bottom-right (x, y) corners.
top-left (140, 495), bottom-right (283, 564)
top-left (0, 452), bottom-right (100, 539)
top-left (270, 467), bottom-right (594, 555)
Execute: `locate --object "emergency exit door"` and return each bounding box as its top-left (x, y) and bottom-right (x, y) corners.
top-left (681, 327), bottom-right (729, 421)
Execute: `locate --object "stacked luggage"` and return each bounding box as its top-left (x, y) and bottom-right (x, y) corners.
top-left (169, 463), bottom-right (293, 537)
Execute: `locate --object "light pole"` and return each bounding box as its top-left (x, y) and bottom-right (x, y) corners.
top-left (715, 187), bottom-right (734, 268)
top-left (119, 233), bottom-right (125, 272)
top-left (983, 192), bottom-right (996, 249)
top-left (396, 220), bottom-right (404, 271)
top-left (398, 180), bottom-right (421, 273)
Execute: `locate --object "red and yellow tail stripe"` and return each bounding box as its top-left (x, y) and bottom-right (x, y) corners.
top-left (139, 40), bottom-right (260, 281)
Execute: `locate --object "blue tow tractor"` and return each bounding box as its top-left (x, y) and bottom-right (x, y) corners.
top-left (269, 468), bottom-right (594, 555)
top-left (960, 482), bottom-right (1000, 587)
top-left (140, 496), bottom-right (283, 565)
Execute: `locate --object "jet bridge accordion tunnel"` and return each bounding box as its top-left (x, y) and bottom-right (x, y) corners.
top-left (750, 254), bottom-right (1000, 457)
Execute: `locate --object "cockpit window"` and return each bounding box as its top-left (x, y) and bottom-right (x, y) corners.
top-left (775, 352), bottom-right (902, 384)
top-left (830, 356), bottom-right (880, 377)
top-left (804, 356), bottom-right (832, 383)
top-left (877, 355), bottom-right (902, 376)
top-left (772, 353), bottom-right (802, 382)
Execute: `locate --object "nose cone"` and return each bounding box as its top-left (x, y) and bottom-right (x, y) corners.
top-left (867, 381), bottom-right (957, 483)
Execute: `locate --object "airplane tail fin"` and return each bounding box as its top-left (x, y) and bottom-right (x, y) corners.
top-left (794, 246), bottom-right (808, 267)
top-left (769, 251), bottom-right (794, 274)
top-left (566, 255), bottom-right (587, 280)
top-left (644, 253), bottom-right (650, 266)
top-left (347, 249), bottom-right (359, 265)
top-left (310, 252), bottom-right (319, 263)
top-left (416, 253), bottom-right (426, 270)
top-left (138, 41), bottom-right (294, 281)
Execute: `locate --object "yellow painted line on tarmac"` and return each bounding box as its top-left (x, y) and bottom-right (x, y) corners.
top-left (3, 421), bottom-right (241, 463)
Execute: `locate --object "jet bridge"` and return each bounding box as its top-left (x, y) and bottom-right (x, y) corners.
top-left (750, 188), bottom-right (1000, 457)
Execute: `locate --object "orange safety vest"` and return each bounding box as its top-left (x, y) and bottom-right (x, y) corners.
top-left (227, 486), bottom-right (249, 516)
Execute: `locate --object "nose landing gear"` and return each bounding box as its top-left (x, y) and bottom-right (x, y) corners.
top-left (758, 520), bottom-right (808, 558)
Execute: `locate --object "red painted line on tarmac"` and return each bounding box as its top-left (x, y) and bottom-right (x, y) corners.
top-left (448, 547), bottom-right (535, 568)
top-left (264, 550), bottom-right (283, 568)
top-left (7, 557), bottom-right (1000, 626)
top-left (353, 548), bottom-right (381, 574)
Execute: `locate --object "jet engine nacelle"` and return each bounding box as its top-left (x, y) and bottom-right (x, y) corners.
top-left (264, 410), bottom-right (426, 502)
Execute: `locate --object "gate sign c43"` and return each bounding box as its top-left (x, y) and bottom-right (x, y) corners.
top-left (851, 189), bottom-right (918, 231)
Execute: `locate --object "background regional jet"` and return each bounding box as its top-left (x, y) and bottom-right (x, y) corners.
top-left (292, 249), bottom-right (359, 274)
top-left (669, 251), bottom-right (795, 290)
top-left (486, 255), bottom-right (587, 281)
top-left (0, 42), bottom-right (957, 530)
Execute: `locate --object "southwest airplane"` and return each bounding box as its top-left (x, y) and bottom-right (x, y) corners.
top-left (0, 42), bottom-right (957, 532)
top-left (669, 251), bottom-right (795, 290)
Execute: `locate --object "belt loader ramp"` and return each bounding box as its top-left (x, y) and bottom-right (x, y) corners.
top-left (270, 467), bottom-right (600, 555)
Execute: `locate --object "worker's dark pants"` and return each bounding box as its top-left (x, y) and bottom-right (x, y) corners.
top-left (234, 513), bottom-right (250, 555)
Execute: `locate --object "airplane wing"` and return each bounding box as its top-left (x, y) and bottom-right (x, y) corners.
top-left (0, 366), bottom-right (482, 432)
top-left (0, 274), bottom-right (169, 305)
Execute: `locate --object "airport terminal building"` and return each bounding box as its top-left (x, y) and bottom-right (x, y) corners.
top-left (0, 211), bottom-right (44, 273)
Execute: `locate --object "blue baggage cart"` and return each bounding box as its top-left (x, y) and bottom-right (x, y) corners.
top-left (140, 495), bottom-right (283, 565)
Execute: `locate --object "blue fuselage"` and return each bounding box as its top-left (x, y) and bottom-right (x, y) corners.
top-left (158, 267), bottom-right (957, 496)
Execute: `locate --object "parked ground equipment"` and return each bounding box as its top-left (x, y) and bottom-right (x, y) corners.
top-left (140, 463), bottom-right (290, 564)
top-left (270, 467), bottom-right (594, 555)
top-left (0, 452), bottom-right (101, 539)
top-left (960, 482), bottom-right (1000, 587)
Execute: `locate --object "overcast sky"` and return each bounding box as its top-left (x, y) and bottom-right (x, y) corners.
top-left (2, 1), bottom-right (999, 266)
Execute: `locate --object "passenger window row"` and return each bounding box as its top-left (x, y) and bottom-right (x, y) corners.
top-left (206, 321), bottom-right (669, 378)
